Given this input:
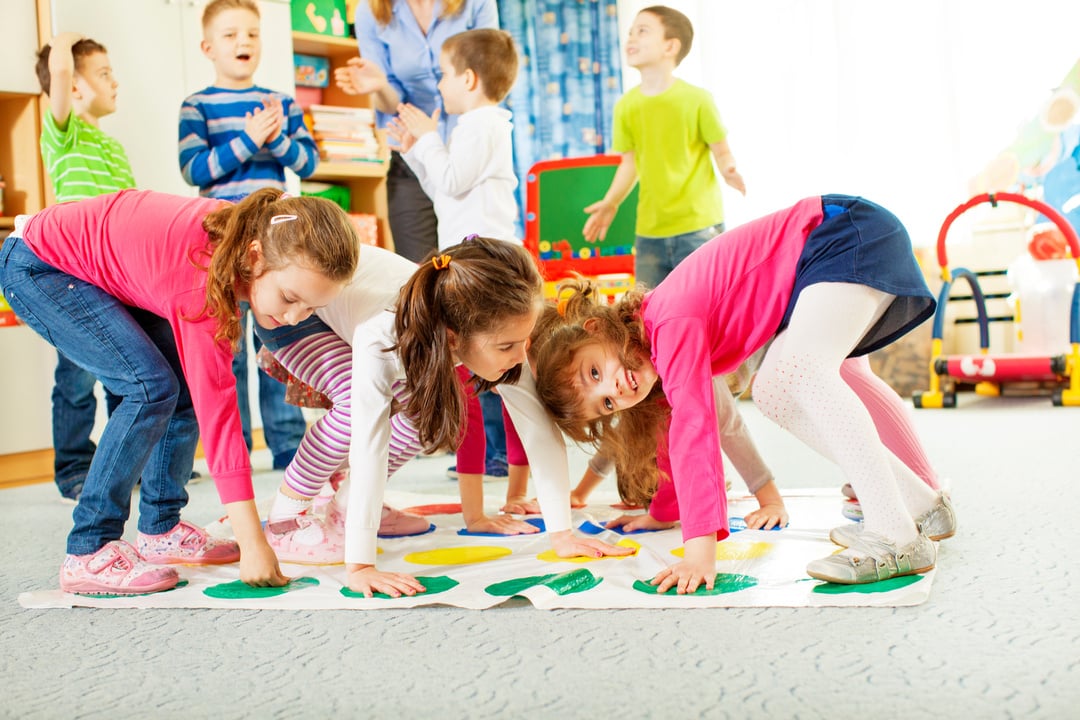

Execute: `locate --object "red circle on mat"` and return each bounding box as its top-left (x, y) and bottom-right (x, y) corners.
top-left (402, 503), bottom-right (463, 516)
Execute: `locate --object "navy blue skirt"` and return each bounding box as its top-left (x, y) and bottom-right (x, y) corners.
top-left (779, 195), bottom-right (935, 356)
top-left (253, 313), bottom-right (334, 352)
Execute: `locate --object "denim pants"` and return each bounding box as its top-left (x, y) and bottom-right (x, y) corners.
top-left (478, 390), bottom-right (507, 464)
top-left (233, 303), bottom-right (307, 467)
top-left (634, 223), bottom-right (725, 289)
top-left (0, 237), bottom-right (198, 555)
top-left (51, 352), bottom-right (122, 497)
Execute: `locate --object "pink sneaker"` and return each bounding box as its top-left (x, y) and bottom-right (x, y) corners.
top-left (138, 520), bottom-right (241, 565)
top-left (60, 540), bottom-right (179, 595)
top-left (265, 514), bottom-right (345, 565)
top-left (377, 504), bottom-right (434, 538)
top-left (326, 500), bottom-right (433, 538)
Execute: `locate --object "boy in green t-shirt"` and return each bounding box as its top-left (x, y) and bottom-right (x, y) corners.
top-left (573, 7), bottom-right (758, 509)
top-left (34, 33), bottom-right (135, 501)
top-left (582, 5), bottom-right (746, 289)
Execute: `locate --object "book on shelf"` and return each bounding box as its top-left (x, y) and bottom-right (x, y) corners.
top-left (307, 103), bottom-right (380, 162)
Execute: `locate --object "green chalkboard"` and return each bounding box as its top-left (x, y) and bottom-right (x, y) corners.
top-left (526, 157), bottom-right (638, 278)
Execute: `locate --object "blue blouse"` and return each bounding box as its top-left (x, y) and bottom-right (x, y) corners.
top-left (354, 0), bottom-right (499, 142)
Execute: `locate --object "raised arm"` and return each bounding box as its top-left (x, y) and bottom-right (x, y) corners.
top-left (582, 152), bottom-right (638, 242)
top-left (44, 32), bottom-right (84, 126)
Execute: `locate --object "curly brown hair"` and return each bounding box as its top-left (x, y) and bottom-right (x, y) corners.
top-left (197, 188), bottom-right (359, 350)
top-left (532, 277), bottom-right (669, 506)
top-left (393, 238), bottom-right (543, 454)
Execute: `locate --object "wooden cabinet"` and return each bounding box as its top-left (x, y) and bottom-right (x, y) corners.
top-left (292, 31), bottom-right (393, 250)
top-left (0, 0), bottom-right (48, 228)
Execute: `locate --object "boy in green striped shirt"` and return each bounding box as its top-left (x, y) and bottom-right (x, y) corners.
top-left (34, 33), bottom-right (134, 501)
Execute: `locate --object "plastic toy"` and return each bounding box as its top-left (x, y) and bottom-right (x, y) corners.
top-left (524, 155), bottom-right (637, 281)
top-left (913, 192), bottom-right (1080, 408)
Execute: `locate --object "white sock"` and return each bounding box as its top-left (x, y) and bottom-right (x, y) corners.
top-left (268, 491), bottom-right (313, 522)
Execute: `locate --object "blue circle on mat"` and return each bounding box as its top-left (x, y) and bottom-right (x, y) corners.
top-left (729, 517), bottom-right (784, 532)
top-left (577, 519), bottom-right (655, 535)
top-left (457, 517), bottom-right (545, 537)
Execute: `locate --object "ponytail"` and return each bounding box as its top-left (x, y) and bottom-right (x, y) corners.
top-left (198, 188), bottom-right (359, 349)
top-left (394, 237), bottom-right (542, 453)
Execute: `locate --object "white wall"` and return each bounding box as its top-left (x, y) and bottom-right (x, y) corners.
top-left (616, 0), bottom-right (1080, 247)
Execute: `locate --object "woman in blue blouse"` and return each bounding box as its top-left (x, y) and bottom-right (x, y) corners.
top-left (336, 0), bottom-right (499, 262)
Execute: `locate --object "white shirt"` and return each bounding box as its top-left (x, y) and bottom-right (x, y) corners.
top-left (344, 331), bottom-right (573, 565)
top-left (404, 105), bottom-right (519, 250)
top-left (314, 244), bottom-right (418, 337)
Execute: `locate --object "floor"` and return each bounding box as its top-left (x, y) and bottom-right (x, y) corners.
top-left (1, 395), bottom-right (1077, 719)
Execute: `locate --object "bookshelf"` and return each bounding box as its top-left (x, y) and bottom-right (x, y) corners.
top-left (292, 31), bottom-right (393, 250)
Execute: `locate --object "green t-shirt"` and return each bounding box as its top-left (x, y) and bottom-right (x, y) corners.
top-left (40, 111), bottom-right (135, 202)
top-left (612, 79), bottom-right (727, 237)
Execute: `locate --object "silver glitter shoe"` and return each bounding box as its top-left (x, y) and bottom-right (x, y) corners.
top-left (829, 492), bottom-right (956, 547)
top-left (807, 530), bottom-right (936, 584)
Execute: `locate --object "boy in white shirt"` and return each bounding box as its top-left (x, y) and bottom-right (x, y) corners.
top-left (386, 28), bottom-right (520, 249)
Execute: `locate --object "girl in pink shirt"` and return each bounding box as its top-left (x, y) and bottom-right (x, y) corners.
top-left (0, 188), bottom-right (358, 595)
top-left (534, 195), bottom-right (956, 590)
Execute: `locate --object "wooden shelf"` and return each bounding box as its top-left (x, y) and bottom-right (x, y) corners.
top-left (0, 217), bottom-right (14, 229)
top-left (292, 31), bottom-right (358, 60)
top-left (309, 160), bottom-right (388, 180)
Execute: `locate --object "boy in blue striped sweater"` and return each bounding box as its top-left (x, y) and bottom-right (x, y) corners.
top-left (178, 0), bottom-right (318, 469)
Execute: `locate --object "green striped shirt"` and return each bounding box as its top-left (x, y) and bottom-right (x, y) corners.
top-left (40, 111), bottom-right (135, 202)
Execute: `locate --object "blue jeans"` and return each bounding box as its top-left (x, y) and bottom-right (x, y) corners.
top-left (233, 303), bottom-right (307, 468)
top-left (634, 223), bottom-right (725, 289)
top-left (479, 390), bottom-right (507, 464)
top-left (1, 237), bottom-right (198, 555)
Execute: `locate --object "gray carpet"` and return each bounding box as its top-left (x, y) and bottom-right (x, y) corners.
top-left (2, 396), bottom-right (1077, 719)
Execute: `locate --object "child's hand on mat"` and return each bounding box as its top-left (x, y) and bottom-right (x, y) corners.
top-left (746, 481), bottom-right (788, 530)
top-left (743, 502), bottom-right (788, 530)
top-left (500, 496), bottom-right (541, 515)
top-left (550, 529), bottom-right (634, 559)
top-left (652, 536), bottom-right (715, 594)
top-left (606, 513), bottom-right (675, 533)
top-left (240, 538), bottom-right (290, 588)
top-left (466, 514), bottom-right (539, 535)
top-left (346, 564), bottom-right (426, 598)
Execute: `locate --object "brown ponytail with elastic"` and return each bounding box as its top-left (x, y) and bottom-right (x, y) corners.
top-left (393, 237), bottom-right (542, 453)
top-left (196, 188), bottom-right (359, 349)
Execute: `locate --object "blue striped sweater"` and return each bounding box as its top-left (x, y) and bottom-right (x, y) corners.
top-left (178, 85), bottom-right (318, 199)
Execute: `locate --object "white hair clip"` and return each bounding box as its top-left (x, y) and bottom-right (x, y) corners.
top-left (270, 214), bottom-right (298, 225)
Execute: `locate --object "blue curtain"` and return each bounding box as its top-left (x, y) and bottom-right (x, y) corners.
top-left (498, 0), bottom-right (623, 229)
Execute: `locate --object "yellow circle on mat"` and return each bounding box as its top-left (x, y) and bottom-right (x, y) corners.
top-left (404, 546), bottom-right (512, 565)
top-left (671, 541), bottom-right (773, 561)
top-left (536, 538), bottom-right (640, 563)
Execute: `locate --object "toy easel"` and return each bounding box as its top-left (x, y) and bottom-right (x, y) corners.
top-left (524, 156), bottom-right (637, 300)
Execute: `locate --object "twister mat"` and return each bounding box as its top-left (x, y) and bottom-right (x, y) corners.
top-left (18, 489), bottom-right (935, 610)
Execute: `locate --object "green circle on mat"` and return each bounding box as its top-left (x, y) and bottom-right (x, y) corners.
top-left (486, 574), bottom-right (556, 596)
top-left (485, 569), bottom-right (602, 597)
top-left (811, 574), bottom-right (923, 594)
top-left (90, 579), bottom-right (189, 599)
top-left (340, 575), bottom-right (459, 599)
top-left (632, 572), bottom-right (758, 596)
top-left (203, 576), bottom-right (319, 599)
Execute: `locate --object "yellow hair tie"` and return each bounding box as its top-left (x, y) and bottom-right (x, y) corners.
top-left (432, 254), bottom-right (452, 270)
top-left (556, 296), bottom-right (570, 317)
